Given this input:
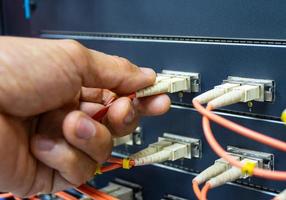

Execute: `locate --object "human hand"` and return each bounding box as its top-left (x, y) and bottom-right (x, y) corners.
top-left (0, 37), bottom-right (170, 196)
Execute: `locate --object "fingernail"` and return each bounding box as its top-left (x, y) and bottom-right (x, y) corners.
top-left (124, 107), bottom-right (135, 124)
top-left (76, 117), bottom-right (96, 139)
top-left (140, 68), bottom-right (155, 77)
top-left (36, 137), bottom-right (55, 151)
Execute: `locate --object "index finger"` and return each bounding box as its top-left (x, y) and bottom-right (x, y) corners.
top-left (59, 40), bottom-right (156, 95)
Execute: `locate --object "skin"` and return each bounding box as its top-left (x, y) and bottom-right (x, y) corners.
top-left (0, 37), bottom-right (170, 196)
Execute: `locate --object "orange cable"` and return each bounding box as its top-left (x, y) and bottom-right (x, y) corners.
top-left (193, 100), bottom-right (286, 181)
top-left (192, 180), bottom-right (202, 199)
top-left (28, 196), bottom-right (40, 200)
top-left (101, 164), bottom-right (122, 173)
top-left (201, 183), bottom-right (211, 200)
top-left (107, 157), bottom-right (135, 167)
top-left (192, 99), bottom-right (286, 152)
top-left (107, 157), bottom-right (123, 165)
top-left (55, 192), bottom-right (78, 200)
top-left (77, 185), bottom-right (119, 200)
top-left (0, 193), bottom-right (13, 198)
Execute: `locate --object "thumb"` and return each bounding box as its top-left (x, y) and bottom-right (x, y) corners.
top-left (0, 37), bottom-right (156, 117)
top-left (58, 41), bottom-right (156, 95)
top-left (82, 51), bottom-right (156, 95)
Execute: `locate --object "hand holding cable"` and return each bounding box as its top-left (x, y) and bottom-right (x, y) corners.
top-left (0, 37), bottom-right (171, 196)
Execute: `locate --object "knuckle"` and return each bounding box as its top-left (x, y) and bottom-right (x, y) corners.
top-left (59, 39), bottom-right (88, 67)
top-left (67, 164), bottom-right (93, 186)
top-left (61, 39), bottom-right (83, 51)
top-left (113, 56), bottom-right (135, 70)
top-left (96, 146), bottom-right (112, 164)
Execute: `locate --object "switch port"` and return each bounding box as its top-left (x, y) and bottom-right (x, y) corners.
top-left (158, 133), bottom-right (202, 159)
top-left (227, 146), bottom-right (274, 170)
top-left (100, 178), bottom-right (143, 200)
top-left (113, 127), bottom-right (143, 147)
top-left (223, 76), bottom-right (275, 102)
top-left (162, 70), bottom-right (200, 93)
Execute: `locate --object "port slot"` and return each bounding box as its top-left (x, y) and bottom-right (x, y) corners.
top-left (113, 127), bottom-right (143, 147)
top-left (162, 194), bottom-right (189, 200)
top-left (223, 76), bottom-right (275, 102)
top-left (162, 70), bottom-right (200, 93)
top-left (227, 146), bottom-right (274, 170)
top-left (100, 178), bottom-right (143, 200)
top-left (158, 132), bottom-right (202, 159)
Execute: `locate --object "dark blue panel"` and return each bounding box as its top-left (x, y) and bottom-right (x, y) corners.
top-left (70, 38), bottom-right (284, 118)
top-left (31, 0), bottom-right (286, 39)
top-left (2, 0), bottom-right (31, 36)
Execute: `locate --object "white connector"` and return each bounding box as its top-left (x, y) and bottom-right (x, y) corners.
top-left (113, 135), bottom-right (133, 147)
top-left (207, 165), bottom-right (242, 188)
top-left (133, 149), bottom-right (171, 166)
top-left (129, 140), bottom-right (172, 159)
top-left (275, 189), bottom-right (286, 200)
top-left (193, 83), bottom-right (240, 104)
top-left (206, 159), bottom-right (258, 188)
top-left (136, 73), bottom-right (190, 98)
top-left (208, 84), bottom-right (260, 109)
top-left (193, 157), bottom-right (239, 185)
top-left (133, 143), bottom-right (188, 166)
top-left (163, 143), bottom-right (188, 161)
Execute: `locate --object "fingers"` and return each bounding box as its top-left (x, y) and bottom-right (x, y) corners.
top-left (32, 107), bottom-right (113, 188)
top-left (104, 97), bottom-right (139, 137)
top-left (80, 100), bottom-right (139, 137)
top-left (62, 111), bottom-right (113, 163)
top-left (58, 39), bottom-right (156, 94)
top-left (134, 94), bottom-right (171, 116)
top-left (86, 50), bottom-right (156, 94)
top-left (81, 95), bottom-right (170, 137)
top-left (79, 94), bottom-right (170, 137)
top-left (51, 171), bottom-right (76, 193)
top-left (80, 102), bottom-right (105, 117)
top-left (80, 87), bottom-right (116, 104)
top-left (0, 38), bottom-right (156, 117)
top-left (31, 135), bottom-right (97, 186)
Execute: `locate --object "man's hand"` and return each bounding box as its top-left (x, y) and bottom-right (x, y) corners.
top-left (0, 37), bottom-right (170, 196)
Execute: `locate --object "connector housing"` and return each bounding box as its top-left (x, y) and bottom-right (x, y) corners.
top-left (158, 133), bottom-right (202, 159)
top-left (162, 70), bottom-right (200, 92)
top-left (113, 127), bottom-right (143, 147)
top-left (227, 146), bottom-right (274, 170)
top-left (223, 76), bottom-right (275, 102)
top-left (234, 85), bottom-right (260, 102)
top-left (164, 143), bottom-right (188, 161)
top-left (100, 178), bottom-right (143, 200)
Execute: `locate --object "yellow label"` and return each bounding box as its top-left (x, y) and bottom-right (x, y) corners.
top-left (122, 158), bottom-right (132, 169)
top-left (281, 109), bottom-right (286, 123)
top-left (241, 161), bottom-right (256, 176)
top-left (94, 165), bottom-right (102, 175)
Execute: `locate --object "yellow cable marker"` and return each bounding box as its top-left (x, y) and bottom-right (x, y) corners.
top-left (281, 109), bottom-right (286, 123)
top-left (122, 158), bottom-right (132, 169)
top-left (241, 161), bottom-right (256, 176)
top-left (94, 165), bottom-right (102, 175)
